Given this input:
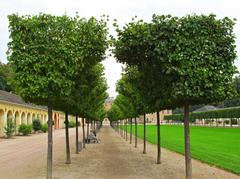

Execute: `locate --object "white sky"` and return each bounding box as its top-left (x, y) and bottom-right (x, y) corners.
top-left (0, 0), bottom-right (240, 97)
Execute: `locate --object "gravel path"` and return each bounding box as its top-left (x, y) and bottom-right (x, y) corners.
top-left (43, 125), bottom-right (240, 179)
top-left (0, 128), bottom-right (78, 179)
top-left (0, 125), bottom-right (239, 179)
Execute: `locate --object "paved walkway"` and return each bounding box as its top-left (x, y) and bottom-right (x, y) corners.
top-left (40, 126), bottom-right (240, 179)
top-left (0, 128), bottom-right (78, 179)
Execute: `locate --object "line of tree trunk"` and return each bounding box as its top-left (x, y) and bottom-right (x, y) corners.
top-left (126, 119), bottom-right (128, 141)
top-left (184, 104), bottom-right (192, 179)
top-left (65, 111), bottom-right (71, 164)
top-left (130, 118), bottom-right (132, 144)
top-left (135, 117), bottom-right (137, 148)
top-left (87, 120), bottom-right (89, 140)
top-left (82, 118), bottom-right (85, 148)
top-left (156, 111), bottom-right (161, 164)
top-left (47, 106), bottom-right (53, 179)
top-left (143, 113), bottom-right (146, 154)
top-left (75, 114), bottom-right (79, 154)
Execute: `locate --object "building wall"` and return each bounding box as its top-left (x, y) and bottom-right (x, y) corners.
top-left (139, 109), bottom-right (172, 123)
top-left (0, 101), bottom-right (63, 137)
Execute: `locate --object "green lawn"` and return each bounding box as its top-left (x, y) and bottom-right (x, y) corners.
top-left (120, 124), bottom-right (240, 174)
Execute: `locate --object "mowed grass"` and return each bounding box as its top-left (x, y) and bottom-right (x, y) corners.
top-left (121, 125), bottom-right (240, 174)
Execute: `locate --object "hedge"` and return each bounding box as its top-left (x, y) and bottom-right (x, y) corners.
top-left (164, 107), bottom-right (240, 122)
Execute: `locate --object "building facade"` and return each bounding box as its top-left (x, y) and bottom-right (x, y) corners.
top-left (138, 109), bottom-right (172, 123)
top-left (0, 90), bottom-right (64, 137)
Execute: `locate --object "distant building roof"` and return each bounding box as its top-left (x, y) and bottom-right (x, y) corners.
top-left (194, 105), bottom-right (218, 112)
top-left (0, 90), bottom-right (46, 110)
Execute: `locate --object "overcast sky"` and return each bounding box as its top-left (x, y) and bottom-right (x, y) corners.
top-left (0, 0), bottom-right (240, 97)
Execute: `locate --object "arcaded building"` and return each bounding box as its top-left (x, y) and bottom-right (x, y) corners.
top-left (0, 90), bottom-right (64, 137)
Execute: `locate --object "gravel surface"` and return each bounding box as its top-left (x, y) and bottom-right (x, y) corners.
top-left (0, 125), bottom-right (239, 179)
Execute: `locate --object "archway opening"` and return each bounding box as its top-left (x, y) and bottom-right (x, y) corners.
top-left (27, 113), bottom-right (31, 124)
top-left (0, 109), bottom-right (5, 136)
top-left (21, 112), bottom-right (26, 124)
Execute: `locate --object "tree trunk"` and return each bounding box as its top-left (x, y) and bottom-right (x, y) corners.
top-left (65, 112), bottom-right (71, 164)
top-left (123, 120), bottom-right (126, 139)
top-left (94, 120), bottom-right (96, 131)
top-left (130, 118), bottom-right (132, 144)
top-left (76, 114), bottom-right (79, 154)
top-left (120, 120), bottom-right (123, 137)
top-left (156, 111), bottom-right (161, 164)
top-left (184, 104), bottom-right (192, 179)
top-left (82, 118), bottom-right (85, 148)
top-left (47, 106), bottom-right (53, 179)
top-left (118, 120), bottom-right (120, 134)
top-left (135, 117), bottom-right (137, 148)
top-left (143, 113), bottom-right (146, 154)
top-left (126, 119), bottom-right (128, 141)
top-left (87, 120), bottom-right (89, 139)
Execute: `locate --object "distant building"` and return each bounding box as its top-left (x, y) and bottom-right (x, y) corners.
top-left (104, 97), bottom-right (114, 110)
top-left (139, 109), bottom-right (172, 123)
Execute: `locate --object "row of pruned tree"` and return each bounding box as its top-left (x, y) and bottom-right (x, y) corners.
top-left (108, 14), bottom-right (237, 179)
top-left (7, 13), bottom-right (109, 179)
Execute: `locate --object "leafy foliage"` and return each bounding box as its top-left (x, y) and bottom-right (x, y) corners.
top-left (4, 117), bottom-right (15, 138)
top-left (32, 118), bottom-right (42, 131)
top-left (41, 123), bottom-right (48, 133)
top-left (0, 62), bottom-right (15, 92)
top-left (18, 124), bottom-right (32, 135)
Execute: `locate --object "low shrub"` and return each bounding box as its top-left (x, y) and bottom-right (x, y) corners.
top-left (32, 119), bottom-right (42, 131)
top-left (18, 124), bottom-right (32, 136)
top-left (4, 117), bottom-right (15, 138)
top-left (68, 121), bottom-right (76, 128)
top-left (41, 123), bottom-right (48, 133)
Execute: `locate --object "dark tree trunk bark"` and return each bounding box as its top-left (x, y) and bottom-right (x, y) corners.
top-left (126, 119), bottom-right (128, 141)
top-left (120, 120), bottom-right (123, 137)
top-left (65, 112), bottom-right (71, 164)
top-left (143, 113), bottom-right (146, 154)
top-left (130, 118), bottom-right (132, 144)
top-left (87, 120), bottom-right (89, 139)
top-left (47, 106), bottom-right (53, 179)
top-left (118, 120), bottom-right (120, 134)
top-left (156, 111), bottom-right (161, 164)
top-left (135, 117), bottom-right (137, 148)
top-left (82, 118), bottom-right (85, 148)
top-left (123, 120), bottom-right (126, 139)
top-left (184, 104), bottom-right (192, 179)
top-left (75, 114), bottom-right (79, 154)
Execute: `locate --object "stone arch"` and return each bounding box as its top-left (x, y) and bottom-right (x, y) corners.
top-left (21, 112), bottom-right (26, 124)
top-left (27, 113), bottom-right (31, 124)
top-left (44, 115), bottom-right (47, 123)
top-left (32, 113), bottom-right (36, 121)
top-left (0, 109), bottom-right (5, 136)
top-left (40, 114), bottom-right (44, 123)
top-left (37, 113), bottom-right (40, 120)
top-left (7, 110), bottom-right (13, 119)
top-left (14, 111), bottom-right (21, 127)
